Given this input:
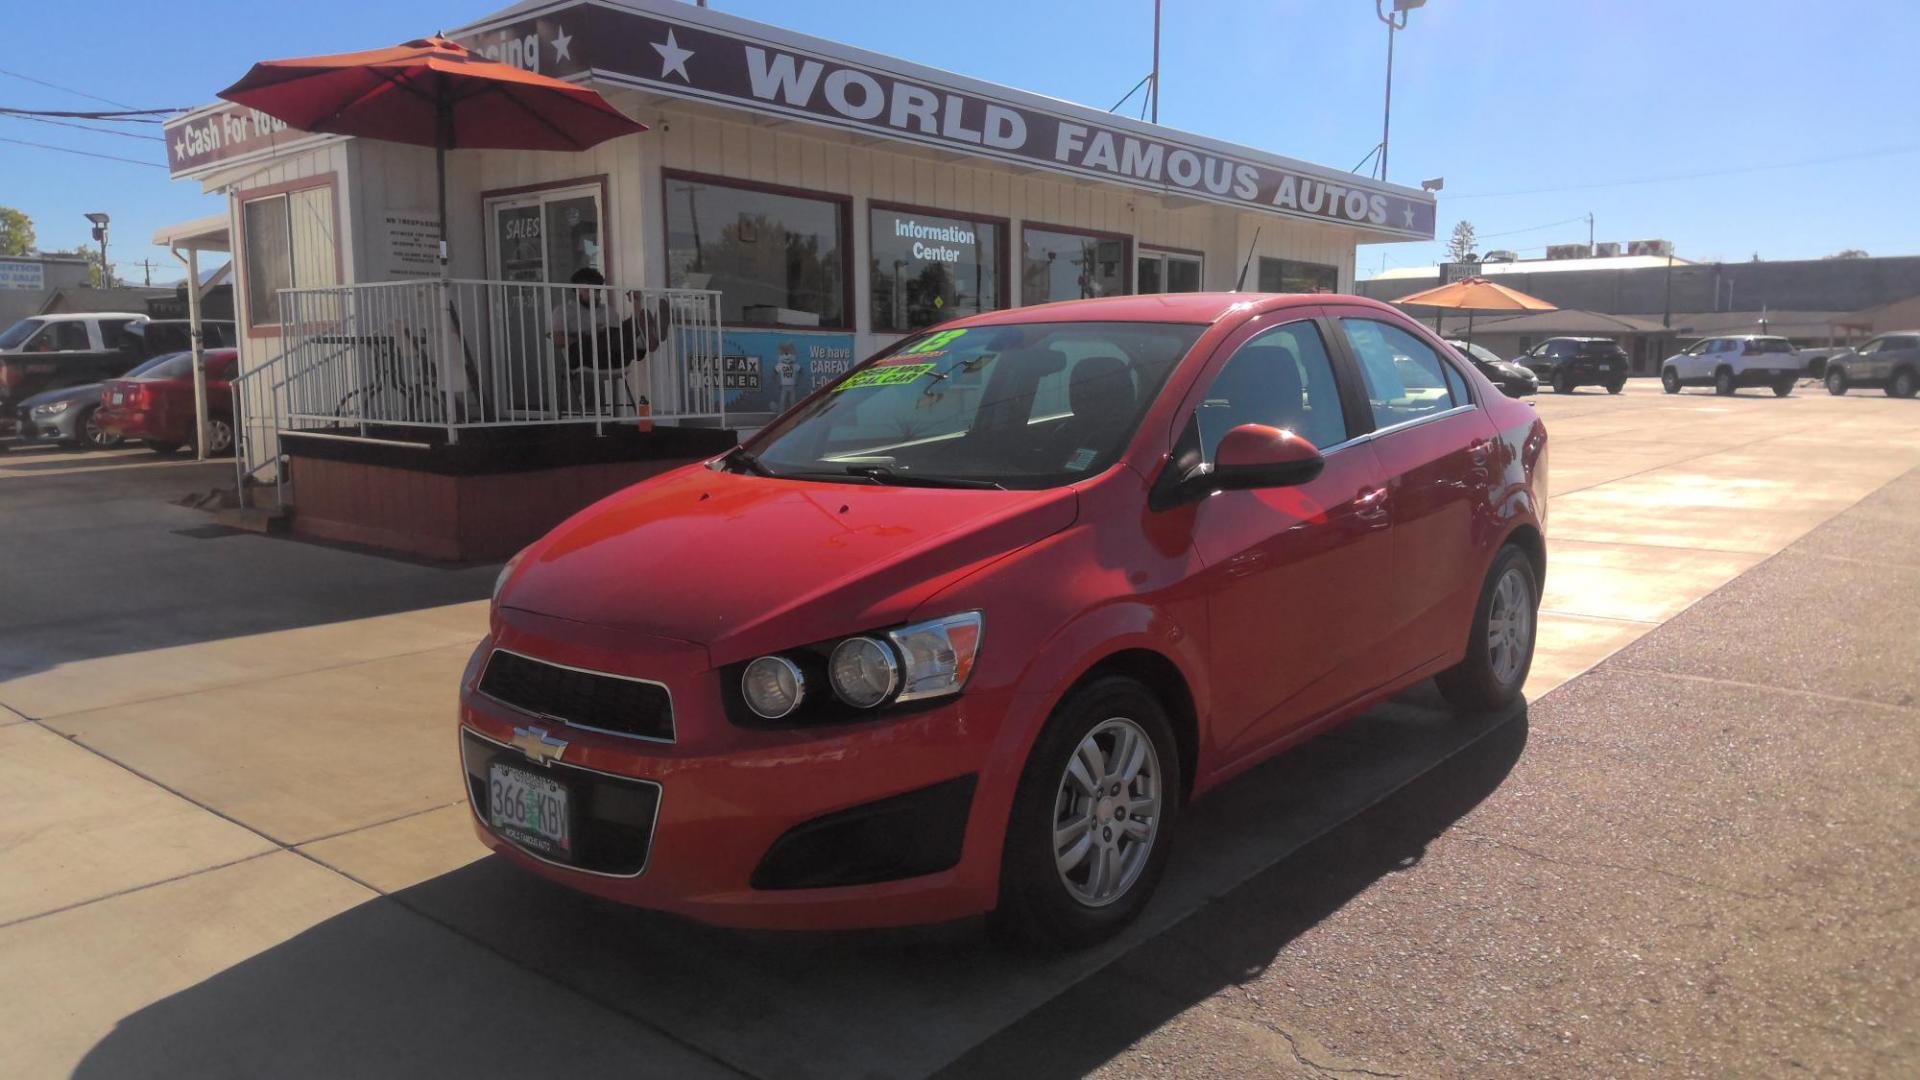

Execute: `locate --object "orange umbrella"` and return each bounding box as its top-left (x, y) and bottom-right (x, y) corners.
top-left (1392, 276), bottom-right (1557, 349)
top-left (220, 36), bottom-right (645, 265)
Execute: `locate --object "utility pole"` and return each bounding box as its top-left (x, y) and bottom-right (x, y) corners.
top-left (1587, 212), bottom-right (1595, 256)
top-left (1151, 0), bottom-right (1161, 123)
top-left (1373, 1), bottom-right (1426, 182)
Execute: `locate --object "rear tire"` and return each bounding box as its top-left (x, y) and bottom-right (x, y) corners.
top-left (1715, 368), bottom-right (1736, 396)
top-left (1889, 369), bottom-right (1918, 399)
top-left (1553, 371), bottom-right (1574, 394)
top-left (1661, 368), bottom-right (1681, 394)
top-left (1436, 545), bottom-right (1539, 714)
top-left (1605, 379), bottom-right (1625, 395)
top-left (1772, 378), bottom-right (1795, 398)
top-left (1826, 369), bottom-right (1849, 396)
top-left (990, 676), bottom-right (1181, 950)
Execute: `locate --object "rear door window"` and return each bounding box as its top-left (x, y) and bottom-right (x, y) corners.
top-left (1340, 318), bottom-right (1462, 429)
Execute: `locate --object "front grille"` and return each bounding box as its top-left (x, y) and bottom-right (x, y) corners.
top-left (477, 649), bottom-right (675, 743)
top-left (462, 728), bottom-right (661, 877)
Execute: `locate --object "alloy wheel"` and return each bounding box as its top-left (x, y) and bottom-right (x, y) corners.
top-left (206, 419), bottom-right (234, 455)
top-left (1827, 370), bottom-right (1848, 395)
top-left (1486, 565), bottom-right (1535, 689)
top-left (82, 408), bottom-right (121, 449)
top-left (1662, 369), bottom-right (1680, 394)
top-left (1894, 371), bottom-right (1917, 399)
top-left (1053, 717), bottom-right (1162, 908)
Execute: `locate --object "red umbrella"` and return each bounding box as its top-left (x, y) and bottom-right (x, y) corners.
top-left (219, 36), bottom-right (645, 265)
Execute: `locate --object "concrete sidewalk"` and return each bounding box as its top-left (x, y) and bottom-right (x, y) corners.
top-left (3, 383), bottom-right (1919, 1077)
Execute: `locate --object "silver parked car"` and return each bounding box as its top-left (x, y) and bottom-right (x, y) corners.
top-left (1824, 331), bottom-right (1920, 398)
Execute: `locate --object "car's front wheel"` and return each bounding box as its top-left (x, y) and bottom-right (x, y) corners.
top-left (78, 406), bottom-right (122, 450)
top-left (991, 675), bottom-right (1180, 949)
top-left (1662, 368), bottom-right (1681, 394)
top-left (1436, 544), bottom-right (1540, 714)
top-left (1827, 368), bottom-right (1849, 396)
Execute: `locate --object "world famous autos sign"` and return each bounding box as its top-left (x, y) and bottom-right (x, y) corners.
top-left (453, 1), bottom-right (1436, 239)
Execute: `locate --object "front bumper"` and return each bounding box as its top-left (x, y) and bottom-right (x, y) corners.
top-left (456, 611), bottom-right (1038, 930)
top-left (17, 409), bottom-right (83, 444)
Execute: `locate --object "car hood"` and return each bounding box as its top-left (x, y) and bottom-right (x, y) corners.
top-left (19, 382), bottom-right (103, 409)
top-left (501, 464), bottom-right (1080, 662)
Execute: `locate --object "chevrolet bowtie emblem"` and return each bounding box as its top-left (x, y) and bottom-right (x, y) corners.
top-left (510, 726), bottom-right (569, 765)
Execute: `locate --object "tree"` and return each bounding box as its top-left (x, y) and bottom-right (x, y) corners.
top-left (0, 207), bottom-right (33, 257)
top-left (1446, 220), bottom-right (1477, 263)
top-left (54, 246), bottom-right (108, 287)
top-left (1824, 249), bottom-right (1869, 260)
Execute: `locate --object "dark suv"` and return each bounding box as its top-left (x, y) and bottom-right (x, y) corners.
top-left (1518, 337), bottom-right (1630, 394)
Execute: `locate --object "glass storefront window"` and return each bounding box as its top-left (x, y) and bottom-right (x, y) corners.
top-left (242, 185), bottom-right (337, 327)
top-left (869, 206), bottom-right (1004, 333)
top-left (1256, 257), bottom-right (1338, 294)
top-left (1022, 226), bottom-right (1129, 305)
top-left (1138, 250), bottom-right (1202, 294)
top-left (666, 173), bottom-right (848, 328)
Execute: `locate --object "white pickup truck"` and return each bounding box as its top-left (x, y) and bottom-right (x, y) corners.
top-left (1660, 335), bottom-right (1803, 397)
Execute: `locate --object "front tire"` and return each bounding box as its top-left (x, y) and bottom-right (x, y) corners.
top-left (1889, 369), bottom-right (1918, 399)
top-left (990, 676), bottom-right (1181, 950)
top-left (1827, 368), bottom-right (1849, 396)
top-left (1436, 545), bottom-right (1539, 714)
top-left (78, 406), bottom-right (123, 450)
top-left (1662, 368), bottom-right (1681, 394)
top-left (1715, 368), bottom-right (1736, 396)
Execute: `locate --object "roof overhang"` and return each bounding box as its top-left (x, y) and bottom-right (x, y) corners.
top-left (448, 0), bottom-right (1434, 241)
top-left (153, 214), bottom-right (232, 252)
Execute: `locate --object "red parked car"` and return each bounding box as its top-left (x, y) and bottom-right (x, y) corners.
top-left (463, 293), bottom-right (1548, 946)
top-left (96, 349), bottom-right (238, 455)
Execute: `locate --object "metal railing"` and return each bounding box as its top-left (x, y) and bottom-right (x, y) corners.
top-left (231, 279), bottom-right (726, 504)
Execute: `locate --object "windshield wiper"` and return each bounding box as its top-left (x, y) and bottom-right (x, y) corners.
top-left (844, 464), bottom-right (1005, 490)
top-left (719, 445), bottom-right (775, 477)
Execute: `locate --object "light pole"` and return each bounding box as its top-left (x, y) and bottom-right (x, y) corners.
top-left (84, 212), bottom-right (111, 288)
top-left (1373, 0), bottom-right (1426, 183)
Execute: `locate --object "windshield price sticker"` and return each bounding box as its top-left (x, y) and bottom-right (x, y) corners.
top-left (900, 329), bottom-right (968, 355)
top-left (836, 362), bottom-right (938, 391)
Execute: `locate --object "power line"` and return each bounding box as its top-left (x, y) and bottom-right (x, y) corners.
top-left (0, 106), bottom-right (176, 122)
top-left (1449, 145), bottom-right (1920, 201)
top-left (0, 136), bottom-right (165, 169)
top-left (0, 66), bottom-right (139, 111)
top-left (1476, 215), bottom-right (1589, 240)
top-left (2, 113), bottom-right (165, 142)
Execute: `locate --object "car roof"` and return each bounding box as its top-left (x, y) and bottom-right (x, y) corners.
top-left (948, 292), bottom-right (1393, 327)
top-left (36, 312), bottom-right (148, 321)
top-left (1873, 329), bottom-right (1920, 337)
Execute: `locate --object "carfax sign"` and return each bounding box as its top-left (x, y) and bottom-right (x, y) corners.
top-left (691, 330), bottom-right (856, 412)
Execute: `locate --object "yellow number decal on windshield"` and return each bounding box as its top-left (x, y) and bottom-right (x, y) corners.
top-left (899, 329), bottom-right (967, 356)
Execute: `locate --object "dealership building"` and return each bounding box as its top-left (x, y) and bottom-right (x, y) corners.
top-left (161, 0), bottom-right (1435, 557)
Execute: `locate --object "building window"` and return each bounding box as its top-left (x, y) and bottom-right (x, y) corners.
top-left (1256, 256), bottom-right (1338, 294)
top-left (487, 182), bottom-right (605, 285)
top-left (665, 173), bottom-right (848, 328)
top-left (1022, 225), bottom-right (1129, 305)
top-left (869, 204), bottom-right (1005, 333)
top-left (1138, 250), bottom-right (1203, 294)
top-left (242, 185), bottom-right (337, 327)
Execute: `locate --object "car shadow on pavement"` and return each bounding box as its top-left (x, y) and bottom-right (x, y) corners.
top-left (69, 690), bottom-right (1525, 1080)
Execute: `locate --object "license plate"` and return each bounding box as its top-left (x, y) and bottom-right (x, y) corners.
top-left (1598, 362), bottom-right (1615, 371)
top-left (489, 761), bottom-right (572, 858)
top-left (110, 392), bottom-right (124, 404)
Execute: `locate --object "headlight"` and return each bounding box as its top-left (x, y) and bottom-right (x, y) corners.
top-left (742, 655), bottom-right (806, 719)
top-left (492, 550), bottom-right (525, 607)
top-left (829, 636), bottom-right (898, 708)
top-left (32, 400), bottom-right (71, 416)
top-left (887, 611), bottom-right (983, 703)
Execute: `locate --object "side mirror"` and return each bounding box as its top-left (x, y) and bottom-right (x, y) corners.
top-left (1203, 424), bottom-right (1325, 491)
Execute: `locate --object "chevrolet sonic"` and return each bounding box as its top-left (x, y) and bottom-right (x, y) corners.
top-left (461, 292), bottom-right (1548, 947)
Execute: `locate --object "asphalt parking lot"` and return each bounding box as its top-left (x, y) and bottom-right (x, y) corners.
top-left (3, 380), bottom-right (1917, 1077)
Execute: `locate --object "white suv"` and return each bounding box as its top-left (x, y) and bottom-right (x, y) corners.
top-left (1660, 335), bottom-right (1803, 397)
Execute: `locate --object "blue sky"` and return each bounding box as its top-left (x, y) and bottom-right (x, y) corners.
top-left (4, 0), bottom-right (1913, 284)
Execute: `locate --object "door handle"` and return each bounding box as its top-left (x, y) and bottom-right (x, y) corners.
top-left (1468, 438), bottom-right (1493, 464)
top-left (1354, 485), bottom-right (1390, 524)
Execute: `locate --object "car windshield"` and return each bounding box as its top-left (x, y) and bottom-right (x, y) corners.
top-left (124, 351), bottom-right (187, 378)
top-left (747, 321), bottom-right (1204, 489)
top-left (0, 318), bottom-right (43, 350)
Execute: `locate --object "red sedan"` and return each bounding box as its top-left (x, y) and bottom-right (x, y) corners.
top-left (463, 293), bottom-right (1548, 946)
top-left (97, 349), bottom-right (238, 455)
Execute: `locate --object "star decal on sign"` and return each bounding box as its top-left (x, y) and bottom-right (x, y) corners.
top-left (652, 29), bottom-right (694, 82)
top-left (551, 26), bottom-right (573, 63)
top-left (1402, 206), bottom-right (1416, 228)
